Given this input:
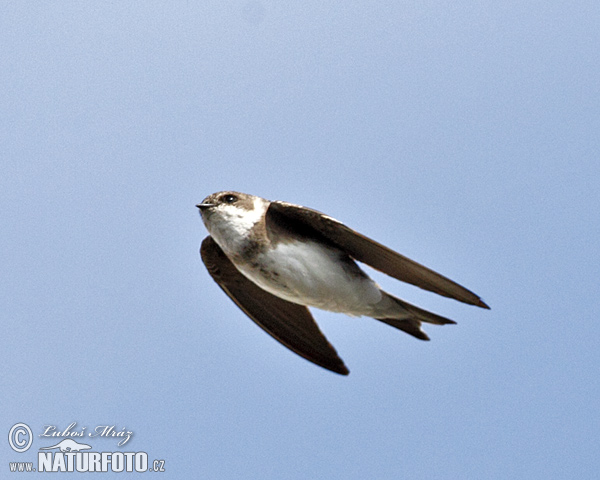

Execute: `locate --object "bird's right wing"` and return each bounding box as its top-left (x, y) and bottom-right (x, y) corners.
top-left (267, 201), bottom-right (489, 309)
top-left (200, 236), bottom-right (349, 375)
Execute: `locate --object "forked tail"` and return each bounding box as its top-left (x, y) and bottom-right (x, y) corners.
top-left (374, 293), bottom-right (456, 341)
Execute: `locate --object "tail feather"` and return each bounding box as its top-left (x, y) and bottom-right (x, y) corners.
top-left (374, 293), bottom-right (456, 341)
top-left (375, 317), bottom-right (431, 340)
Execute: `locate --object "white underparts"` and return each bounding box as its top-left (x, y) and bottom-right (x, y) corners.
top-left (203, 198), bottom-right (405, 318)
top-left (237, 240), bottom-right (396, 317)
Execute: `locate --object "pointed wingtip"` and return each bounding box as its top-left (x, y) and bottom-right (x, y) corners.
top-left (331, 363), bottom-right (350, 375)
top-left (477, 299), bottom-right (491, 310)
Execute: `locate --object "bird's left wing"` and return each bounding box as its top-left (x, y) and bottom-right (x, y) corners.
top-left (200, 236), bottom-right (349, 375)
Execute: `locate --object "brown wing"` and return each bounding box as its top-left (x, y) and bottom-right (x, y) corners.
top-left (200, 236), bottom-right (349, 375)
top-left (267, 201), bottom-right (489, 309)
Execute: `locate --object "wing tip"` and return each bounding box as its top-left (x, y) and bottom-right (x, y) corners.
top-left (477, 299), bottom-right (491, 310)
top-left (317, 359), bottom-right (349, 375)
top-left (336, 364), bottom-right (350, 375)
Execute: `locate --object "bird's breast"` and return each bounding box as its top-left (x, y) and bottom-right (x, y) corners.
top-left (234, 239), bottom-right (383, 313)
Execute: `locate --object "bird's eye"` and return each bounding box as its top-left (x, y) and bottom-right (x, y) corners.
top-left (221, 194), bottom-right (238, 204)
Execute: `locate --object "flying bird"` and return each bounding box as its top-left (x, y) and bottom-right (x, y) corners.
top-left (197, 191), bottom-right (489, 375)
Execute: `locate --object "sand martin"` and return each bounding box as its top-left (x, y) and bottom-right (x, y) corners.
top-left (197, 191), bottom-right (489, 375)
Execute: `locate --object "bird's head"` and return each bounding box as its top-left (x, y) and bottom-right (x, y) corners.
top-left (196, 191), bottom-right (268, 247)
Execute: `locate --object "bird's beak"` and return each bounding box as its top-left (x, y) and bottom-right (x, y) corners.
top-left (196, 203), bottom-right (215, 210)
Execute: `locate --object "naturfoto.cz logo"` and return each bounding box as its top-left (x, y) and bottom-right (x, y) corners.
top-left (7, 422), bottom-right (166, 474)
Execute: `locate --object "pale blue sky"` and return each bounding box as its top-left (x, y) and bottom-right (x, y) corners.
top-left (2, 1), bottom-right (599, 478)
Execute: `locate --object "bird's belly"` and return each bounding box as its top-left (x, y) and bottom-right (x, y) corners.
top-left (236, 240), bottom-right (383, 314)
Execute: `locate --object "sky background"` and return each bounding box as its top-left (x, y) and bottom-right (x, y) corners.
top-left (1, 1), bottom-right (599, 478)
